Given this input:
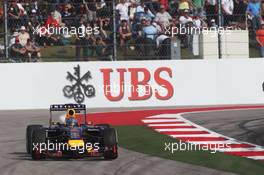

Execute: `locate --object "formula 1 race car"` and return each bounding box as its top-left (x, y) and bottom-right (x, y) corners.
top-left (26, 104), bottom-right (118, 160)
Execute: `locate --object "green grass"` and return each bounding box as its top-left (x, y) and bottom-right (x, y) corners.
top-left (115, 126), bottom-right (264, 175)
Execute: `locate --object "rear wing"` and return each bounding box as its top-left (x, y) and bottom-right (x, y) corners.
top-left (50, 104), bottom-right (86, 111)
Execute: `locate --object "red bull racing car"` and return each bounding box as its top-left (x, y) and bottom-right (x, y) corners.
top-left (26, 104), bottom-right (118, 160)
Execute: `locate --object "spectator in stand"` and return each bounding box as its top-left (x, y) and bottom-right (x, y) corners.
top-left (155, 5), bottom-right (172, 28)
top-left (179, 9), bottom-right (193, 24)
top-left (146, 0), bottom-right (160, 14)
top-left (169, 0), bottom-right (179, 16)
top-left (0, 6), bottom-right (3, 19)
top-left (160, 0), bottom-right (169, 10)
top-left (18, 26), bottom-right (30, 47)
top-left (256, 22), bottom-right (264, 57)
top-left (24, 38), bottom-right (41, 62)
top-left (86, 0), bottom-right (97, 22)
top-left (119, 20), bottom-right (132, 50)
top-left (222, 0), bottom-right (234, 26)
top-left (178, 0), bottom-right (192, 13)
top-left (205, 0), bottom-right (217, 26)
top-left (95, 36), bottom-right (107, 59)
top-left (116, 0), bottom-right (131, 21)
top-left (233, 0), bottom-right (247, 23)
top-left (75, 19), bottom-right (86, 61)
top-left (61, 5), bottom-right (74, 26)
top-left (136, 3), bottom-right (155, 21)
top-left (192, 0), bottom-right (204, 16)
top-left (10, 37), bottom-right (27, 61)
top-left (46, 11), bottom-right (60, 27)
top-left (142, 18), bottom-right (158, 57)
top-left (247, 0), bottom-right (261, 31)
top-left (8, 0), bottom-right (22, 30)
top-left (52, 7), bottom-right (65, 26)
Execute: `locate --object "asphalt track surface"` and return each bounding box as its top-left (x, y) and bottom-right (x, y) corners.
top-left (1, 108), bottom-right (263, 175)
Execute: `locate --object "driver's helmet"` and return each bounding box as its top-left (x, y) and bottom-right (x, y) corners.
top-left (65, 108), bottom-right (78, 127)
top-left (65, 117), bottom-right (78, 127)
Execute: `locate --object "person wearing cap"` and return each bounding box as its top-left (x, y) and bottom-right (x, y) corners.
top-left (256, 22), bottom-right (264, 57)
top-left (154, 5), bottom-right (172, 28)
top-left (179, 0), bottom-right (191, 13)
top-left (18, 26), bottom-right (30, 47)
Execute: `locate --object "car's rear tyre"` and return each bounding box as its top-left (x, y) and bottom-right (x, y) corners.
top-left (103, 128), bottom-right (118, 160)
top-left (31, 128), bottom-right (46, 160)
top-left (26, 125), bottom-right (42, 154)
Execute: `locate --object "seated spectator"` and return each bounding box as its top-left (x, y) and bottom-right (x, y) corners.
top-left (142, 18), bottom-right (158, 58)
top-left (222, 0), bottom-right (234, 26)
top-left (205, 0), bottom-right (217, 26)
top-left (116, 0), bottom-right (131, 21)
top-left (142, 18), bottom-right (158, 40)
top-left (119, 20), bottom-right (132, 50)
top-left (155, 5), bottom-right (172, 28)
top-left (169, 0), bottom-right (180, 16)
top-left (18, 26), bottom-right (30, 46)
top-left (233, 0), bottom-right (247, 23)
top-left (10, 38), bottom-right (27, 62)
top-left (256, 22), bottom-right (264, 57)
top-left (8, 0), bottom-right (22, 30)
top-left (179, 10), bottom-right (193, 25)
top-left (0, 6), bottom-right (3, 19)
top-left (62, 5), bottom-right (74, 26)
top-left (136, 3), bottom-right (155, 21)
top-left (95, 37), bottom-right (107, 59)
top-left (24, 39), bottom-right (41, 62)
top-left (178, 0), bottom-right (192, 13)
top-left (46, 11), bottom-right (61, 27)
top-left (247, 0), bottom-right (262, 31)
top-left (192, 0), bottom-right (204, 16)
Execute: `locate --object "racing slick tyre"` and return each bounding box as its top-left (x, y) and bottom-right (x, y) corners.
top-left (103, 128), bottom-right (118, 160)
top-left (96, 124), bottom-right (110, 129)
top-left (31, 128), bottom-right (46, 160)
top-left (26, 125), bottom-right (42, 154)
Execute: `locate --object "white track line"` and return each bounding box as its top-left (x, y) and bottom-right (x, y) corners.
top-left (155, 128), bottom-right (202, 131)
top-left (185, 140), bottom-right (239, 145)
top-left (247, 156), bottom-right (264, 160)
top-left (148, 123), bottom-right (191, 127)
top-left (169, 134), bottom-right (219, 138)
top-left (142, 119), bottom-right (181, 123)
top-left (217, 147), bottom-right (264, 152)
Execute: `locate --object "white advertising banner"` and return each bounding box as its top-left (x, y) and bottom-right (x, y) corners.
top-left (0, 59), bottom-right (264, 110)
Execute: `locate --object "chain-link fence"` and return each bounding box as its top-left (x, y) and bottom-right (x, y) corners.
top-left (0, 0), bottom-right (263, 62)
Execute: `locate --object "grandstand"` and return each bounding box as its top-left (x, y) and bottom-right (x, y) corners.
top-left (0, 0), bottom-right (263, 62)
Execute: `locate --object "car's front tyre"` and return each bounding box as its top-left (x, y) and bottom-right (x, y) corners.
top-left (26, 125), bottom-right (42, 154)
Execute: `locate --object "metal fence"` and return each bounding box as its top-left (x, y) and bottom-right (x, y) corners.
top-left (0, 0), bottom-right (262, 62)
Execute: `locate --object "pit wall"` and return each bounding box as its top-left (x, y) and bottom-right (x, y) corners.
top-left (0, 59), bottom-right (263, 110)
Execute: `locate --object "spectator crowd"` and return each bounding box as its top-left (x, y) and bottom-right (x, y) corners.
top-left (2, 0), bottom-right (264, 61)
